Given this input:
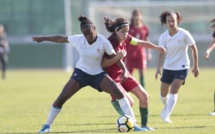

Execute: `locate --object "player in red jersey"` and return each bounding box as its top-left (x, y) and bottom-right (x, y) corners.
top-left (102, 17), bottom-right (166, 131)
top-left (126, 10), bottom-right (151, 88)
top-left (205, 18), bottom-right (215, 116)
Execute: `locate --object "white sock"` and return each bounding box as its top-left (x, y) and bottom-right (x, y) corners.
top-left (118, 97), bottom-right (136, 123)
top-left (160, 94), bottom-right (167, 105)
top-left (46, 106), bottom-right (61, 126)
top-left (165, 93), bottom-right (178, 118)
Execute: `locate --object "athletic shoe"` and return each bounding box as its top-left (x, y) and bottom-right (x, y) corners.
top-left (209, 111), bottom-right (215, 116)
top-left (141, 126), bottom-right (155, 131)
top-left (160, 106), bottom-right (172, 123)
top-left (160, 106), bottom-right (166, 120)
top-left (39, 124), bottom-right (51, 133)
top-left (162, 117), bottom-right (172, 123)
top-left (133, 125), bottom-right (148, 132)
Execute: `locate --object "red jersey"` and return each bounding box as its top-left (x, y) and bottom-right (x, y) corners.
top-left (104, 34), bottom-right (132, 82)
top-left (126, 24), bottom-right (149, 59)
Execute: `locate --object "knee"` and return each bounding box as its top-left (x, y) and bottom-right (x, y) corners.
top-left (139, 92), bottom-right (149, 105)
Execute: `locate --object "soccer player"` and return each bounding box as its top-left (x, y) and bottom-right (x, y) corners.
top-left (155, 11), bottom-right (199, 123)
top-left (0, 24), bottom-right (10, 79)
top-left (32, 15), bottom-right (146, 133)
top-left (102, 17), bottom-right (166, 131)
top-left (126, 10), bottom-right (151, 88)
top-left (205, 18), bottom-right (215, 116)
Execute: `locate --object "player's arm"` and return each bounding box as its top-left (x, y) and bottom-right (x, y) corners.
top-left (155, 52), bottom-right (165, 80)
top-left (101, 50), bottom-right (124, 68)
top-left (145, 37), bottom-right (152, 61)
top-left (130, 37), bottom-right (166, 53)
top-left (190, 44), bottom-right (199, 77)
top-left (32, 35), bottom-right (68, 43)
top-left (2, 38), bottom-right (10, 54)
top-left (205, 38), bottom-right (215, 60)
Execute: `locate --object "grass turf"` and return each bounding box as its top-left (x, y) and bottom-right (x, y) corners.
top-left (0, 68), bottom-right (215, 134)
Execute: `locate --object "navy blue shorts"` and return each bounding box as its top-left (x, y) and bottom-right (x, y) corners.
top-left (161, 69), bottom-right (188, 84)
top-left (71, 68), bottom-right (107, 92)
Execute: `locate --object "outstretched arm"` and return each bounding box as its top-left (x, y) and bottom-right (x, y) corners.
top-left (205, 38), bottom-right (215, 60)
top-left (136, 40), bottom-right (166, 53)
top-left (32, 35), bottom-right (68, 43)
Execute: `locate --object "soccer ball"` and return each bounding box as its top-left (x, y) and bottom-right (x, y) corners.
top-left (116, 115), bottom-right (135, 132)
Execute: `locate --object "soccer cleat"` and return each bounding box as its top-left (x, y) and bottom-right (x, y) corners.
top-left (133, 125), bottom-right (148, 132)
top-left (39, 124), bottom-right (51, 133)
top-left (141, 126), bottom-right (155, 131)
top-left (209, 111), bottom-right (215, 116)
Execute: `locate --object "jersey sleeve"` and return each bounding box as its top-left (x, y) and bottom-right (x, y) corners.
top-left (185, 31), bottom-right (195, 46)
top-left (67, 35), bottom-right (82, 47)
top-left (103, 38), bottom-right (116, 55)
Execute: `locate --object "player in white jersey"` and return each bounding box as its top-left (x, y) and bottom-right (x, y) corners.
top-left (32, 15), bottom-right (146, 133)
top-left (155, 11), bottom-right (199, 123)
top-left (205, 18), bottom-right (215, 116)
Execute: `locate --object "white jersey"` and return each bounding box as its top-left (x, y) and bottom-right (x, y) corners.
top-left (159, 27), bottom-right (195, 70)
top-left (68, 34), bottom-right (115, 75)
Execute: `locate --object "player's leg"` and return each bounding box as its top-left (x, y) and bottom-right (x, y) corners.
top-left (138, 69), bottom-right (145, 88)
top-left (209, 91), bottom-right (215, 115)
top-left (121, 77), bottom-right (152, 131)
top-left (100, 75), bottom-right (146, 131)
top-left (163, 79), bottom-right (183, 122)
top-left (0, 53), bottom-right (5, 79)
top-left (111, 83), bottom-right (134, 116)
top-left (164, 69), bottom-right (188, 123)
top-left (39, 78), bottom-right (81, 133)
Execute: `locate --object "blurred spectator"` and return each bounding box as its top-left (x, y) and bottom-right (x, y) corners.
top-left (0, 24), bottom-right (10, 79)
top-left (126, 10), bottom-right (151, 88)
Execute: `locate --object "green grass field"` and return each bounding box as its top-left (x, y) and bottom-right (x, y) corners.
top-left (0, 68), bottom-right (215, 134)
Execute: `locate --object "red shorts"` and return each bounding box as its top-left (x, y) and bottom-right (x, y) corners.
top-left (111, 76), bottom-right (139, 100)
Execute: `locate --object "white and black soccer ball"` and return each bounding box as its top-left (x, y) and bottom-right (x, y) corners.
top-left (116, 115), bottom-right (135, 132)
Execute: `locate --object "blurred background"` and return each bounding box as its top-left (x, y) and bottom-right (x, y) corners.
top-left (0, 0), bottom-right (214, 70)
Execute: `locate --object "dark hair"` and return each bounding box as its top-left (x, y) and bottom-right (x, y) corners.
top-left (210, 18), bottom-right (215, 28)
top-left (104, 17), bottom-right (129, 33)
top-left (159, 11), bottom-right (183, 25)
top-left (130, 9), bottom-right (142, 25)
top-left (78, 15), bottom-right (94, 29)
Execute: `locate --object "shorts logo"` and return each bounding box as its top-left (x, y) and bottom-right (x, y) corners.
top-left (180, 75), bottom-right (184, 78)
top-left (73, 73), bottom-right (78, 76)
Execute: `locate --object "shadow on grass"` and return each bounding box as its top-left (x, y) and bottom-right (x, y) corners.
top-left (4, 128), bottom-right (116, 134)
top-left (158, 125), bottom-right (214, 130)
top-left (149, 113), bottom-right (209, 117)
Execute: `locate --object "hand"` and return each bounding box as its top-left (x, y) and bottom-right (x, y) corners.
top-left (204, 51), bottom-right (210, 60)
top-left (121, 69), bottom-right (129, 84)
top-left (155, 69), bottom-right (161, 80)
top-left (32, 36), bottom-right (44, 43)
top-left (116, 50), bottom-right (125, 59)
top-left (192, 66), bottom-right (199, 78)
